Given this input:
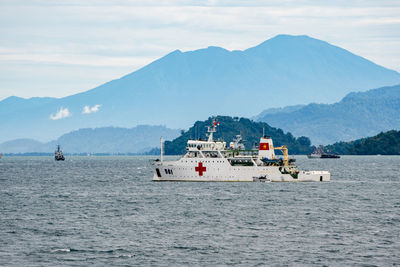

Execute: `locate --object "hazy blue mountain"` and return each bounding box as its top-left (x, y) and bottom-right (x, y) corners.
top-left (57, 125), bottom-right (179, 153)
top-left (256, 84), bottom-right (400, 144)
top-left (252, 105), bottom-right (305, 121)
top-left (1, 34), bottom-right (400, 143)
top-left (0, 125), bottom-right (179, 154)
top-left (0, 138), bottom-right (49, 153)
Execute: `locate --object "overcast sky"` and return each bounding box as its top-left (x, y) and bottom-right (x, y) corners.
top-left (1, 0), bottom-right (400, 100)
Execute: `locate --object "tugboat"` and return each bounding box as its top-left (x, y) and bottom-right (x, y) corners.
top-left (307, 145), bottom-right (340, 159)
top-left (54, 145), bottom-right (65, 161)
top-left (151, 119), bottom-right (330, 182)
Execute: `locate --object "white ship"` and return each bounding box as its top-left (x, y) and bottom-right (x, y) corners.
top-left (151, 120), bottom-right (330, 182)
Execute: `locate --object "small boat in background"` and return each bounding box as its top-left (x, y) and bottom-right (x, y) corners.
top-left (55, 145), bottom-right (65, 161)
top-left (308, 145), bottom-right (340, 159)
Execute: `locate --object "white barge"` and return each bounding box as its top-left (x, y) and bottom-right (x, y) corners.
top-left (151, 120), bottom-right (330, 182)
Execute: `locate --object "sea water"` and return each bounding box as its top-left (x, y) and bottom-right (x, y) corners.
top-left (0, 156), bottom-right (399, 266)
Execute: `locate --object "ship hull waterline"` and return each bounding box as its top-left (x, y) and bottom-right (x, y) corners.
top-left (152, 162), bottom-right (330, 182)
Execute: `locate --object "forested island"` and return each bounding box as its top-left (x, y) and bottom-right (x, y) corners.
top-left (326, 130), bottom-right (400, 155)
top-left (164, 117), bottom-right (400, 156)
top-left (164, 116), bottom-right (313, 155)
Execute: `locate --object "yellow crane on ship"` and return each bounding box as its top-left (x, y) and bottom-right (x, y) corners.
top-left (274, 145), bottom-right (289, 166)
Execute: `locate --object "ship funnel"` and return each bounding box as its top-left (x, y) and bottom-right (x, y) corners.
top-left (257, 136), bottom-right (275, 160)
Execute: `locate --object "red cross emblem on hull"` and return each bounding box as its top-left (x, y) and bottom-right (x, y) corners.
top-left (195, 162), bottom-right (207, 176)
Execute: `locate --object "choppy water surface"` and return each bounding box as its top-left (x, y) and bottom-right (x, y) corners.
top-left (1, 156), bottom-right (399, 266)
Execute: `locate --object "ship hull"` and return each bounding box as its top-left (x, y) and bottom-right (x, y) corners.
top-left (152, 159), bottom-right (330, 182)
top-left (307, 154), bottom-right (340, 159)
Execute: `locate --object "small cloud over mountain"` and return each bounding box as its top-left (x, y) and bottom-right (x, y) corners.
top-left (82, 104), bottom-right (101, 114)
top-left (50, 107), bottom-right (71, 120)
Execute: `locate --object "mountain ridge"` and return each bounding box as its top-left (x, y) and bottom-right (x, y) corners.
top-left (0, 125), bottom-right (180, 154)
top-left (256, 84), bottom-right (400, 144)
top-left (1, 34), bottom-right (400, 143)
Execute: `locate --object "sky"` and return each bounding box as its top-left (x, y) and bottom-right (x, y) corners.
top-left (1, 0), bottom-right (400, 100)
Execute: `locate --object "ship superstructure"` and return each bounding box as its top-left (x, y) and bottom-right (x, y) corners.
top-left (151, 120), bottom-right (330, 182)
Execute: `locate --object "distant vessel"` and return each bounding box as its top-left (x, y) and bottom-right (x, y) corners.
top-left (308, 145), bottom-right (340, 159)
top-left (151, 119), bottom-right (330, 182)
top-left (55, 145), bottom-right (65, 161)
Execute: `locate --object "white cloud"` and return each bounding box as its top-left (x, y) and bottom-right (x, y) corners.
top-left (50, 107), bottom-right (71, 120)
top-left (82, 104), bottom-right (101, 114)
top-left (0, 52), bottom-right (154, 67)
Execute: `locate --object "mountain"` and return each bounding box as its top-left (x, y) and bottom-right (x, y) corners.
top-left (252, 104), bottom-right (305, 121)
top-left (0, 125), bottom-right (179, 154)
top-left (164, 116), bottom-right (313, 155)
top-left (57, 125), bottom-right (179, 153)
top-left (0, 138), bottom-right (47, 153)
top-left (326, 130), bottom-right (400, 155)
top-left (256, 84), bottom-right (400, 144)
top-left (1, 34), bottom-right (400, 143)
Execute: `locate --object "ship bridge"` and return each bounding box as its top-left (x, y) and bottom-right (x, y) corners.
top-left (186, 140), bottom-right (226, 151)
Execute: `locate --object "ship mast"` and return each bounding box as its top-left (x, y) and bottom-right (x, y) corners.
top-left (207, 118), bottom-right (218, 142)
top-left (160, 137), bottom-right (164, 162)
